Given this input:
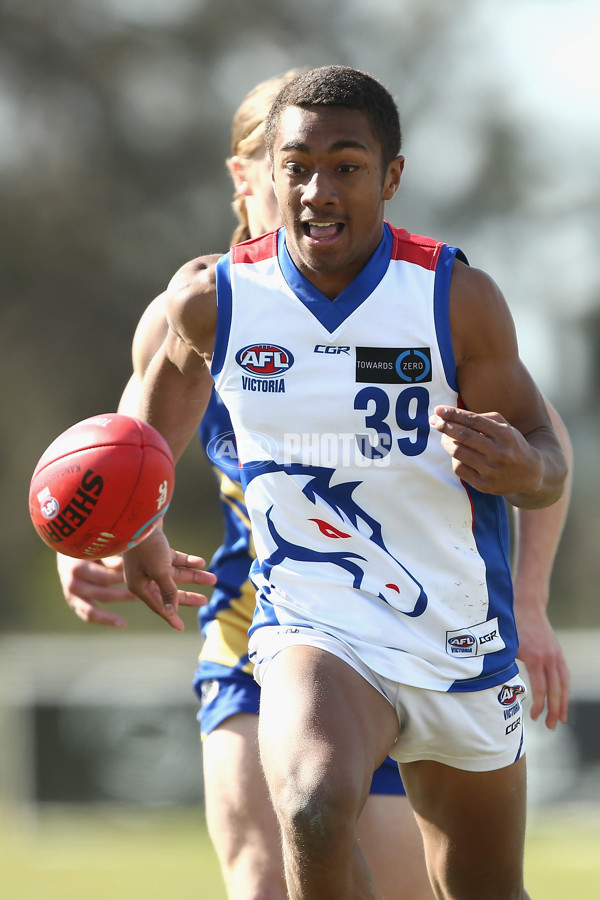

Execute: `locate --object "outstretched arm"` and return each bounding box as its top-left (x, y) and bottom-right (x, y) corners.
top-left (56, 255), bottom-right (221, 629)
top-left (513, 401), bottom-right (573, 729)
top-left (122, 260), bottom-right (220, 629)
top-left (54, 293), bottom-right (170, 628)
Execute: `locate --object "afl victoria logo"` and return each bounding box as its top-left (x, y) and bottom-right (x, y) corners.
top-left (448, 634), bottom-right (475, 649)
top-left (235, 344), bottom-right (294, 377)
top-left (497, 684), bottom-right (526, 706)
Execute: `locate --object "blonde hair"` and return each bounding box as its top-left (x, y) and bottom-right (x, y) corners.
top-left (229, 68), bottom-right (304, 244)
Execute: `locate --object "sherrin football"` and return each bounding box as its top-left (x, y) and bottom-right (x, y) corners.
top-left (29, 413), bottom-right (175, 559)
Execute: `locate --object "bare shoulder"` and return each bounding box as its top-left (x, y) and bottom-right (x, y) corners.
top-left (449, 258), bottom-right (517, 367)
top-left (165, 253), bottom-right (222, 357)
top-left (167, 253), bottom-right (222, 297)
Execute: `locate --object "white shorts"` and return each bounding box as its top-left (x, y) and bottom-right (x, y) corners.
top-left (249, 625), bottom-right (527, 773)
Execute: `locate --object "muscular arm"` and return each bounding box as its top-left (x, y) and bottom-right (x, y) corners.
top-left (430, 261), bottom-right (567, 508)
top-left (120, 252), bottom-right (222, 420)
top-left (121, 257), bottom-right (221, 629)
top-left (57, 254), bottom-right (221, 629)
top-left (431, 260), bottom-right (571, 725)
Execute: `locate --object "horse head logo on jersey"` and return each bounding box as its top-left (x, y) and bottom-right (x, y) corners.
top-left (244, 463), bottom-right (428, 617)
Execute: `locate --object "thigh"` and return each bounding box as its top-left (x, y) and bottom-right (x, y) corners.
top-left (358, 793), bottom-right (435, 900)
top-left (401, 757), bottom-right (528, 900)
top-left (258, 644), bottom-right (399, 809)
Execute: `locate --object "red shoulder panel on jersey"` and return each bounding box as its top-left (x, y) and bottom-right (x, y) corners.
top-left (231, 230), bottom-right (279, 265)
top-left (388, 223), bottom-right (444, 270)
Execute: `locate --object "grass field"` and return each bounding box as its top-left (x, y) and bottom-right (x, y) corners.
top-left (2, 805), bottom-right (599, 899)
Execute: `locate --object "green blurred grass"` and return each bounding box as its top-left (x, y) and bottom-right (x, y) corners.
top-left (0, 807), bottom-right (226, 900)
top-left (525, 812), bottom-right (600, 899)
top-left (2, 805), bottom-right (599, 899)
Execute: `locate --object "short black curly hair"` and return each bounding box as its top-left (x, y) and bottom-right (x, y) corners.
top-left (265, 65), bottom-right (402, 168)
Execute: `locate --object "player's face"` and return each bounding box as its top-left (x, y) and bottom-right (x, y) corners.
top-left (271, 105), bottom-right (403, 299)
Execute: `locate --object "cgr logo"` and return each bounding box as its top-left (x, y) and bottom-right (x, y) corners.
top-left (236, 343), bottom-right (294, 377)
top-left (314, 345), bottom-right (350, 355)
top-left (479, 629), bottom-right (497, 644)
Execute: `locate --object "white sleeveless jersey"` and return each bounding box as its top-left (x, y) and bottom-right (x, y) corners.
top-left (212, 223), bottom-right (517, 692)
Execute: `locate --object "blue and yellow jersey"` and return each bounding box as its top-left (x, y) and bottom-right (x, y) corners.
top-left (196, 389), bottom-right (256, 676)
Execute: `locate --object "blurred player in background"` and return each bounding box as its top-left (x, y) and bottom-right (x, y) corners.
top-left (57, 70), bottom-right (572, 899)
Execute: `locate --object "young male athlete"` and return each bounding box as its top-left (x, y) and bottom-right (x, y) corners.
top-left (121, 65), bottom-right (568, 898)
top-left (56, 72), bottom-right (437, 900)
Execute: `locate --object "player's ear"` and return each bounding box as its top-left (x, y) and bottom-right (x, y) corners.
top-left (383, 155), bottom-right (404, 201)
top-left (228, 156), bottom-right (252, 197)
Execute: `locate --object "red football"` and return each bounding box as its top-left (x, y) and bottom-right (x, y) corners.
top-left (29, 413), bottom-right (175, 559)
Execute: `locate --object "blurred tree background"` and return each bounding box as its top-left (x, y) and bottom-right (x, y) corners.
top-left (2, 0), bottom-right (598, 633)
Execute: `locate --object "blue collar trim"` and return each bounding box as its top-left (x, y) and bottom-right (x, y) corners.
top-left (277, 223), bottom-right (392, 334)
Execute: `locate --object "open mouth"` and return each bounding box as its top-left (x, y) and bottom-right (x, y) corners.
top-left (302, 221), bottom-right (344, 240)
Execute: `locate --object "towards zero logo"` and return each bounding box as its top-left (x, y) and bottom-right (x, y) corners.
top-left (236, 344), bottom-right (294, 377)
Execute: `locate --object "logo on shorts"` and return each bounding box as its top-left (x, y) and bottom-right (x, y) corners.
top-left (200, 679), bottom-right (220, 707)
top-left (497, 684), bottom-right (526, 707)
top-left (505, 717), bottom-right (521, 735)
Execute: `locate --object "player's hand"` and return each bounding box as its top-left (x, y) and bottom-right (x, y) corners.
top-left (122, 528), bottom-right (216, 631)
top-left (429, 406), bottom-right (542, 496)
top-left (57, 553), bottom-right (136, 629)
top-left (514, 586), bottom-right (570, 730)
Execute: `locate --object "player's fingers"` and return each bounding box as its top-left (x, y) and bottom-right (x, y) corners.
top-left (543, 671), bottom-right (563, 730)
top-left (81, 566), bottom-right (130, 587)
top-left (96, 585), bottom-right (137, 602)
top-left (126, 571), bottom-right (184, 630)
top-left (100, 555), bottom-right (125, 573)
top-left (148, 583), bottom-right (186, 631)
top-left (170, 565), bottom-right (217, 588)
top-left (176, 590), bottom-right (210, 607)
top-left (526, 668), bottom-right (546, 723)
top-left (434, 422), bottom-right (498, 459)
top-left (555, 655), bottom-right (571, 725)
top-left (170, 551), bottom-right (211, 570)
top-left (69, 596), bottom-right (127, 628)
top-left (431, 406), bottom-right (506, 436)
top-left (536, 655), bottom-right (570, 730)
top-left (68, 579), bottom-right (136, 604)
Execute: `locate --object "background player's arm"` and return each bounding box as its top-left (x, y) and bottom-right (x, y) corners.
top-left (431, 261), bottom-right (567, 509)
top-left (513, 401), bottom-right (573, 728)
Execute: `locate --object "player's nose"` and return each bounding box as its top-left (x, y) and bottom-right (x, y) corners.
top-left (301, 169), bottom-right (338, 209)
